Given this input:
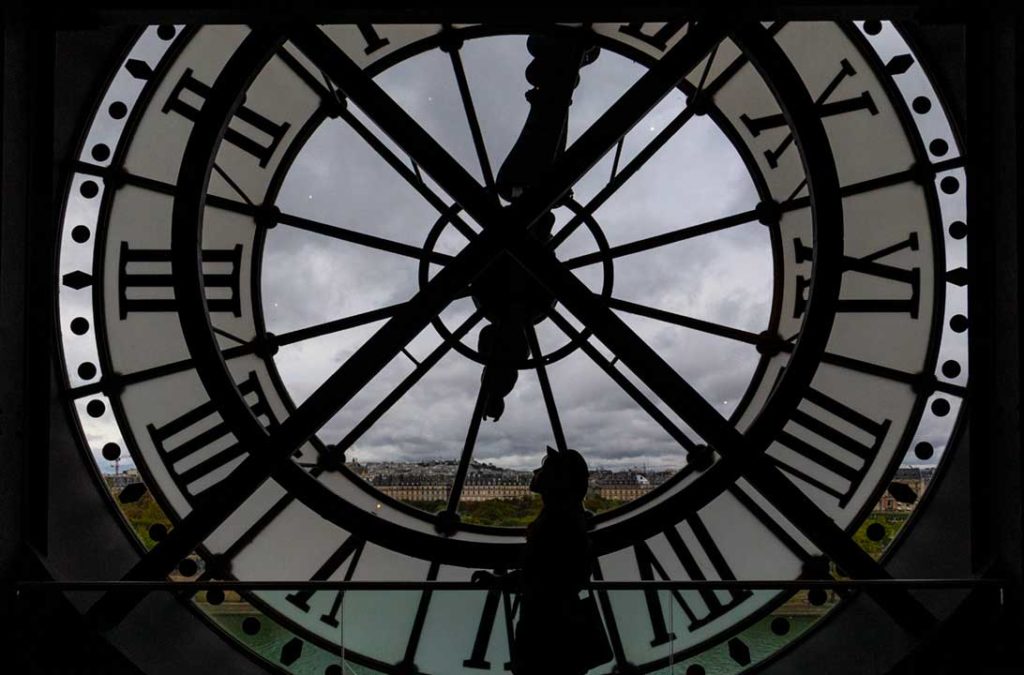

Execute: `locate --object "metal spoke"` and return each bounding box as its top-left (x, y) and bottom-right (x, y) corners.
top-left (549, 30), bottom-right (751, 250)
top-left (780, 155), bottom-right (967, 215)
top-left (275, 302), bottom-right (411, 347)
top-left (607, 296), bottom-right (767, 345)
top-left (212, 325), bottom-right (248, 346)
top-left (336, 105), bottom-right (477, 240)
top-left (212, 162), bottom-right (255, 206)
top-left (448, 42), bottom-right (496, 190)
top-left (292, 28), bottom-right (486, 239)
top-left (274, 209), bottom-right (454, 264)
top-left (445, 365), bottom-right (491, 514)
top-left (548, 103), bottom-right (700, 250)
top-left (563, 207), bottom-right (759, 269)
top-left (65, 341), bottom-right (257, 399)
top-left (777, 340), bottom-right (969, 398)
top-left (548, 309), bottom-right (695, 451)
top-left (70, 306), bottom-right (410, 401)
top-left (524, 323), bottom-right (567, 451)
top-left (609, 137), bottom-right (625, 183)
top-left (692, 39), bottom-right (721, 97)
top-left (277, 40), bottom-right (477, 240)
top-left (332, 311), bottom-right (482, 454)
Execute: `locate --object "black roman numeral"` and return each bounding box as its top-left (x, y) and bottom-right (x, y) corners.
top-left (618, 21), bottom-right (689, 51)
top-left (285, 536), bottom-right (365, 627)
top-left (634, 516), bottom-right (751, 644)
top-left (740, 58), bottom-right (878, 168)
top-left (792, 232), bottom-right (920, 318)
top-left (118, 241), bottom-right (243, 319)
top-left (397, 561), bottom-right (442, 672)
top-left (147, 372), bottom-right (276, 497)
top-left (357, 24), bottom-right (391, 55)
top-left (163, 68), bottom-right (290, 167)
top-left (771, 386), bottom-right (891, 507)
top-left (463, 588), bottom-right (517, 670)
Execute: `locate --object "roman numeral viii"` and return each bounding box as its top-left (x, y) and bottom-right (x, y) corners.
top-left (118, 242), bottom-right (243, 319)
top-left (740, 58), bottom-right (878, 168)
top-left (163, 68), bottom-right (291, 167)
top-left (147, 371), bottom-right (277, 497)
top-left (792, 232), bottom-right (920, 318)
top-left (634, 516), bottom-right (751, 645)
top-left (285, 536), bottom-right (365, 628)
top-left (463, 587), bottom-right (517, 670)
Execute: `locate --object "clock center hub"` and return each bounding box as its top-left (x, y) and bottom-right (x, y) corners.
top-left (469, 213), bottom-right (557, 326)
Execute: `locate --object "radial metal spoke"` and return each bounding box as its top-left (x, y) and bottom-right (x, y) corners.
top-left (445, 366), bottom-right (491, 514)
top-left (524, 323), bottom-right (567, 452)
top-left (563, 207), bottom-right (759, 269)
top-left (212, 162), bottom-right (255, 206)
top-left (549, 31), bottom-right (748, 250)
top-left (449, 44), bottom-right (496, 190)
top-left (70, 305), bottom-right (414, 400)
top-left (212, 325), bottom-right (248, 346)
top-left (290, 26), bottom-right (494, 235)
top-left (548, 309), bottom-right (696, 451)
top-left (275, 209), bottom-right (454, 264)
top-left (607, 296), bottom-right (767, 345)
top-left (65, 341), bottom-right (257, 399)
top-left (548, 104), bottom-right (700, 250)
top-left (776, 340), bottom-right (969, 398)
top-left (275, 302), bottom-right (412, 347)
top-left (335, 105), bottom-right (479, 241)
top-left (332, 311), bottom-right (482, 454)
top-left (276, 40), bottom-right (478, 241)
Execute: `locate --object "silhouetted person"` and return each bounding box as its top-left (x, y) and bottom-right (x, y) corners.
top-left (476, 447), bottom-right (595, 674)
top-left (514, 446), bottom-right (594, 674)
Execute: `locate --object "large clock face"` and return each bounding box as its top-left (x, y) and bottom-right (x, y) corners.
top-left (57, 19), bottom-right (967, 674)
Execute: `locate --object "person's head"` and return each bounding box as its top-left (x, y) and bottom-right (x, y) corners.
top-left (530, 446), bottom-right (589, 505)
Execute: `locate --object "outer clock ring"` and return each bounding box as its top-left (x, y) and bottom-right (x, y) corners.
top-left (168, 21), bottom-right (842, 565)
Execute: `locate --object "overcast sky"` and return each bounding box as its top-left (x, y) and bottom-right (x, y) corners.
top-left (262, 36), bottom-right (768, 471)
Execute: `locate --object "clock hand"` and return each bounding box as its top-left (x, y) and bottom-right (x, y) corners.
top-left (477, 33), bottom-right (600, 422)
top-left (477, 322), bottom-right (529, 421)
top-left (495, 33), bottom-right (599, 201)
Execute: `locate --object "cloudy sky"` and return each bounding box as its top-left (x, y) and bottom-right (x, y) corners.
top-left (262, 35), bottom-right (774, 472)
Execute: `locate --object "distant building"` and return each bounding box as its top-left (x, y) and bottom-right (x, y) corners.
top-left (588, 468), bottom-right (673, 501)
top-left (874, 466), bottom-right (933, 512)
top-left (104, 469), bottom-right (141, 491)
top-left (363, 461), bottom-right (683, 504)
